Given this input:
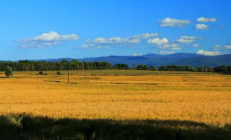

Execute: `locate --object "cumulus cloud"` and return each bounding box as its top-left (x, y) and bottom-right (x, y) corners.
top-left (86, 33), bottom-right (158, 45)
top-left (16, 31), bottom-right (79, 48)
top-left (81, 33), bottom-right (158, 50)
top-left (159, 51), bottom-right (175, 54)
top-left (132, 54), bottom-right (143, 56)
top-left (193, 44), bottom-right (199, 47)
top-left (148, 38), bottom-right (169, 45)
top-left (213, 45), bottom-right (221, 50)
top-left (148, 38), bottom-right (181, 50)
top-left (17, 31), bottom-right (79, 41)
top-left (132, 33), bottom-right (158, 39)
top-left (194, 24), bottom-right (209, 30)
top-left (197, 17), bottom-right (216, 22)
top-left (176, 36), bottom-right (203, 43)
top-left (19, 41), bottom-right (59, 49)
top-left (196, 50), bottom-right (221, 56)
top-left (88, 37), bottom-right (140, 44)
top-left (158, 17), bottom-right (190, 28)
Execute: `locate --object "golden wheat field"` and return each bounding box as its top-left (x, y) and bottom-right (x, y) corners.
top-left (0, 70), bottom-right (230, 127)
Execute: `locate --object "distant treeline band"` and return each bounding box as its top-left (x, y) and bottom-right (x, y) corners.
top-left (0, 60), bottom-right (231, 74)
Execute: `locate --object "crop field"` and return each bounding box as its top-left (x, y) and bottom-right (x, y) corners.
top-left (0, 70), bottom-right (230, 127)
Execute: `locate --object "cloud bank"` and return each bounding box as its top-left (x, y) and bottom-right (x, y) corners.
top-left (196, 50), bottom-right (220, 56)
top-left (158, 17), bottom-right (190, 28)
top-left (80, 33), bottom-right (158, 49)
top-left (194, 24), bottom-right (209, 30)
top-left (159, 51), bottom-right (175, 54)
top-left (176, 36), bottom-right (203, 43)
top-left (148, 38), bottom-right (181, 50)
top-left (148, 38), bottom-right (168, 45)
top-left (16, 31), bottom-right (79, 48)
top-left (197, 17), bottom-right (216, 22)
top-left (132, 54), bottom-right (143, 56)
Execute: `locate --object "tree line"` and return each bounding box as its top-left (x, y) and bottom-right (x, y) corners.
top-left (0, 60), bottom-right (231, 74)
top-left (158, 65), bottom-right (231, 74)
top-left (0, 60), bottom-right (123, 71)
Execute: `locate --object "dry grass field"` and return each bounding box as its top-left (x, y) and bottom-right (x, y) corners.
top-left (0, 70), bottom-right (231, 128)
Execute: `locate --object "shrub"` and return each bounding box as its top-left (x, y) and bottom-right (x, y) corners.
top-left (39, 71), bottom-right (43, 75)
top-left (57, 71), bottom-right (61, 75)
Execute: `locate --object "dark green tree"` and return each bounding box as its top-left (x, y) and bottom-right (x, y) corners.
top-left (5, 66), bottom-right (13, 78)
top-left (158, 65), bottom-right (166, 71)
top-left (221, 65), bottom-right (228, 74)
top-left (149, 66), bottom-right (156, 71)
top-left (133, 64), bottom-right (137, 70)
top-left (137, 65), bottom-right (144, 70)
top-left (227, 66), bottom-right (231, 74)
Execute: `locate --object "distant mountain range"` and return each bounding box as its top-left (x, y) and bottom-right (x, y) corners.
top-left (32, 53), bottom-right (231, 68)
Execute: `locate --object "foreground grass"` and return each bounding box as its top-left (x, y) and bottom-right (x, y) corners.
top-left (1, 113), bottom-right (231, 140)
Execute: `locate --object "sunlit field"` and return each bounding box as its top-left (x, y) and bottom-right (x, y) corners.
top-left (0, 70), bottom-right (231, 127)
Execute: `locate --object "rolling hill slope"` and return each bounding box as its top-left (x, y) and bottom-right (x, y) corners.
top-left (32, 53), bottom-right (231, 68)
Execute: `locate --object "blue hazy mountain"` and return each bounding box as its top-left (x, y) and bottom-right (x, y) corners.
top-left (31, 53), bottom-right (231, 68)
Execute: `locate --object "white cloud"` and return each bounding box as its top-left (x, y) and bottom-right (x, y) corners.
top-left (195, 24), bottom-right (209, 30)
top-left (148, 38), bottom-right (181, 50)
top-left (79, 44), bottom-right (109, 50)
top-left (177, 38), bottom-right (193, 43)
top-left (213, 45), bottom-right (221, 50)
top-left (19, 41), bottom-right (59, 49)
top-left (86, 33), bottom-right (158, 45)
top-left (225, 45), bottom-right (231, 50)
top-left (193, 44), bottom-right (199, 47)
top-left (16, 31), bottom-right (79, 48)
top-left (176, 36), bottom-right (203, 43)
top-left (160, 44), bottom-right (181, 50)
top-left (82, 33), bottom-right (159, 50)
top-left (18, 31), bottom-right (79, 41)
top-left (148, 38), bottom-right (169, 45)
top-left (132, 33), bottom-right (158, 39)
top-left (89, 37), bottom-right (140, 44)
top-left (197, 17), bottom-right (216, 22)
top-left (196, 50), bottom-right (221, 56)
top-left (159, 51), bottom-right (175, 54)
top-left (158, 17), bottom-right (190, 27)
top-left (132, 54), bottom-right (143, 56)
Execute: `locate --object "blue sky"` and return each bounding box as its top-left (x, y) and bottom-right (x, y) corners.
top-left (0, 0), bottom-right (231, 60)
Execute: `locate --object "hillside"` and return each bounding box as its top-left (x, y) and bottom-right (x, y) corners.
top-left (80, 53), bottom-right (231, 67)
top-left (24, 53), bottom-right (231, 68)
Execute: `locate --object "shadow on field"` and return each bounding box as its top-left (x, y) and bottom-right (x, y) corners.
top-left (0, 77), bottom-right (7, 78)
top-left (0, 114), bottom-right (230, 140)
